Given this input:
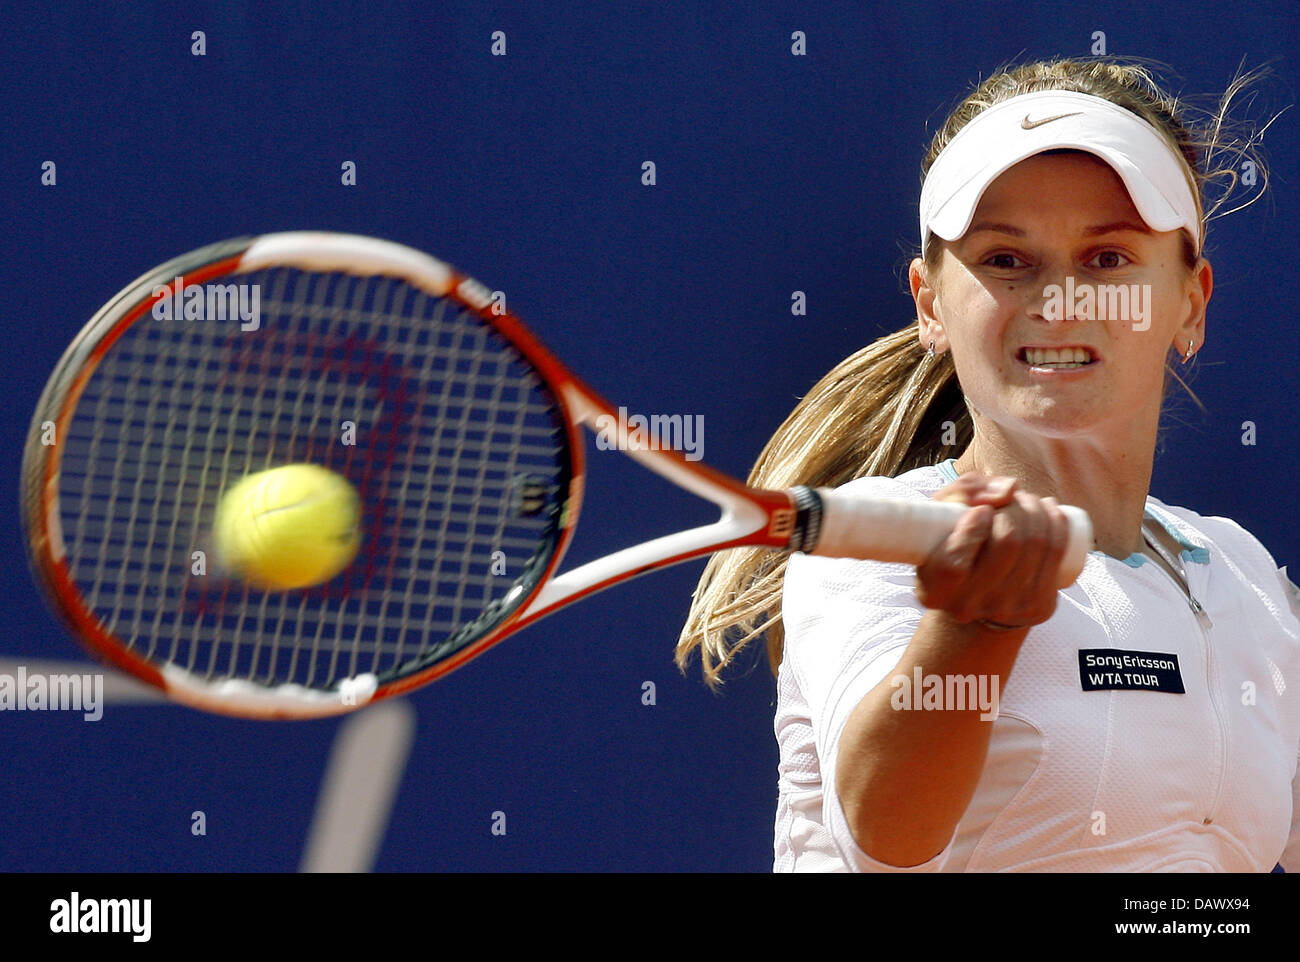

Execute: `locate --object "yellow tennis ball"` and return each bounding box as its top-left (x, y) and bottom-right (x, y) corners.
top-left (213, 464), bottom-right (361, 590)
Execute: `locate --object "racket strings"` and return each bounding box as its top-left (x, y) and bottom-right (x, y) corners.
top-left (58, 265), bottom-right (569, 692)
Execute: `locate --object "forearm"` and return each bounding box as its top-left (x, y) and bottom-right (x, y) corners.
top-left (834, 608), bottom-right (1028, 867)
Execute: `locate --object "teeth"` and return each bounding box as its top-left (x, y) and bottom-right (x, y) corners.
top-left (1024, 347), bottom-right (1093, 366)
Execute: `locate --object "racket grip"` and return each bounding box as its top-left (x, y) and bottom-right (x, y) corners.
top-left (805, 487), bottom-right (1092, 589)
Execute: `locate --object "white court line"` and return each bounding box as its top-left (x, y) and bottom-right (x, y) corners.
top-left (299, 699), bottom-right (416, 873)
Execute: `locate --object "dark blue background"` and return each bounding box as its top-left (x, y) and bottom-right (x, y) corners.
top-left (1, 1), bottom-right (1296, 871)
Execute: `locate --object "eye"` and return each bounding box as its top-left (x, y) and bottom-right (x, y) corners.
top-left (1088, 249), bottom-right (1132, 269)
top-left (982, 252), bottom-right (1026, 269)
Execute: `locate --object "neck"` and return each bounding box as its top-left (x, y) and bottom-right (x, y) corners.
top-left (952, 429), bottom-right (1154, 561)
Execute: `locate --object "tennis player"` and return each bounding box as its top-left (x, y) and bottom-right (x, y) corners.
top-left (678, 57), bottom-right (1300, 871)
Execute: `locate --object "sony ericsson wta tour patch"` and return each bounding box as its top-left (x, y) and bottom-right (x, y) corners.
top-left (1077, 648), bottom-right (1185, 694)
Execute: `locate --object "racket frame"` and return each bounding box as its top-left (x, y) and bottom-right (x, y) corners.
top-left (23, 233), bottom-right (804, 718)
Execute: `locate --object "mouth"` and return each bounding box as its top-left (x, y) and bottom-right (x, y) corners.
top-left (1017, 346), bottom-right (1100, 372)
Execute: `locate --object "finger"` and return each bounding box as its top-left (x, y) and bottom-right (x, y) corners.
top-left (944, 501), bottom-right (1028, 622)
top-left (931, 472), bottom-right (991, 504)
top-left (982, 491), bottom-right (1051, 622)
top-left (915, 503), bottom-right (993, 608)
top-left (1019, 496), bottom-right (1069, 622)
top-left (932, 472), bottom-right (1016, 507)
top-left (965, 475), bottom-right (1018, 507)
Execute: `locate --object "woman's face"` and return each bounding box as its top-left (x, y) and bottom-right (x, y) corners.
top-left (913, 151), bottom-right (1211, 442)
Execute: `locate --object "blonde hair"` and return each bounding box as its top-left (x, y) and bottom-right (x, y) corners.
top-left (676, 56), bottom-right (1277, 688)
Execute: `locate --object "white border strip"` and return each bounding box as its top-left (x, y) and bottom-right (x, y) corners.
top-left (161, 664), bottom-right (378, 719)
top-left (238, 232), bottom-right (455, 299)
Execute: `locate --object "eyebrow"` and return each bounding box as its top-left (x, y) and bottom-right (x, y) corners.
top-left (965, 220), bottom-right (1154, 239)
top-left (1081, 220), bottom-right (1154, 237)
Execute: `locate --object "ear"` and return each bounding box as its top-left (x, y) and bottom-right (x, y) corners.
top-left (1176, 256), bottom-right (1212, 355)
top-left (909, 255), bottom-right (949, 354)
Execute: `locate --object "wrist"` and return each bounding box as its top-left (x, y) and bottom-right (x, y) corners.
top-left (929, 609), bottom-right (1032, 637)
top-left (974, 618), bottom-right (1031, 633)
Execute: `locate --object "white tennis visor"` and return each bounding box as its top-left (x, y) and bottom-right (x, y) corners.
top-left (919, 90), bottom-right (1201, 258)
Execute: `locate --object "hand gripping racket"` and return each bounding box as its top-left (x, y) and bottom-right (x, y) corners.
top-left (21, 232), bottom-right (1092, 719)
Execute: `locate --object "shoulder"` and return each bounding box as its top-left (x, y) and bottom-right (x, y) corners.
top-left (782, 463), bottom-right (948, 637)
top-left (785, 461), bottom-right (951, 588)
top-left (1148, 496), bottom-right (1279, 571)
top-left (1147, 496), bottom-right (1300, 626)
top-left (787, 457), bottom-right (952, 573)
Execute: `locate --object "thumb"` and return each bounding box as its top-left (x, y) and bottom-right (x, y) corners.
top-left (966, 475), bottom-right (1017, 506)
top-left (945, 503), bottom-right (992, 570)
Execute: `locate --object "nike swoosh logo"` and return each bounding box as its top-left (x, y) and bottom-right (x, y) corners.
top-left (1021, 111), bottom-right (1082, 129)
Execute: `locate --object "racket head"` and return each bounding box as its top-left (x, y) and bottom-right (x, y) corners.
top-left (22, 233), bottom-right (585, 719)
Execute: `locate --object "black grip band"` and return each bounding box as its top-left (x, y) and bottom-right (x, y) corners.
top-left (787, 485), bottom-right (823, 554)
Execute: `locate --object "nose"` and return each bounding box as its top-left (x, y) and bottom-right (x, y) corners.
top-left (1029, 265), bottom-right (1085, 323)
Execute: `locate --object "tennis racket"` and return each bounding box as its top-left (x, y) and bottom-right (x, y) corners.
top-left (22, 232), bottom-right (1093, 719)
